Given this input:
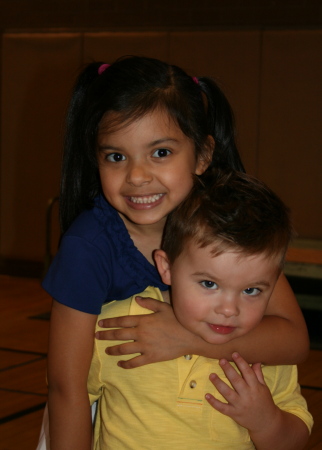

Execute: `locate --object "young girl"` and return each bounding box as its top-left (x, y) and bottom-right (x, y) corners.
top-left (43, 56), bottom-right (308, 449)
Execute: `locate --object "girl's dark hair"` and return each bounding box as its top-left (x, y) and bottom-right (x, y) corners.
top-left (60, 56), bottom-right (245, 233)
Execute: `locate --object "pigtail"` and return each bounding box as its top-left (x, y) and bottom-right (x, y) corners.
top-left (198, 77), bottom-right (245, 173)
top-left (60, 62), bottom-right (104, 233)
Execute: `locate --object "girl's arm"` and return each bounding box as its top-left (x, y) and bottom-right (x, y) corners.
top-left (47, 300), bottom-right (97, 450)
top-left (96, 274), bottom-right (309, 367)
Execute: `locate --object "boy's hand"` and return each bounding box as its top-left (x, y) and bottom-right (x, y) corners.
top-left (95, 297), bottom-right (193, 368)
top-left (205, 352), bottom-right (280, 433)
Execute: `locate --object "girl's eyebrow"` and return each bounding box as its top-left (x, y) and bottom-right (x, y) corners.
top-left (97, 137), bottom-right (179, 152)
top-left (148, 137), bottom-right (179, 147)
top-left (97, 144), bottom-right (119, 151)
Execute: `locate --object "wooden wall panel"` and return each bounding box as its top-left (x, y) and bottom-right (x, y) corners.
top-left (0, 33), bottom-right (82, 261)
top-left (0, 30), bottom-right (321, 268)
top-left (258, 30), bottom-right (322, 239)
top-left (83, 32), bottom-right (168, 64)
top-left (168, 31), bottom-right (261, 174)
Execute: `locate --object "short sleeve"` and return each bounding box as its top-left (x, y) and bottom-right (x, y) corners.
top-left (42, 235), bottom-right (111, 314)
top-left (264, 365), bottom-right (314, 433)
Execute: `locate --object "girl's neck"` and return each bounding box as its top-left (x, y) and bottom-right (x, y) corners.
top-left (120, 214), bottom-right (165, 265)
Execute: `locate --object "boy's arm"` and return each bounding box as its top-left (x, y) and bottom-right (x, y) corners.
top-left (205, 353), bottom-right (311, 450)
top-left (47, 300), bottom-right (97, 450)
top-left (96, 274), bottom-right (309, 366)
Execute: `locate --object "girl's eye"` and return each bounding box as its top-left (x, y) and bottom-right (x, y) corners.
top-left (200, 281), bottom-right (218, 290)
top-left (243, 287), bottom-right (261, 296)
top-left (152, 148), bottom-right (171, 158)
top-left (105, 153), bottom-right (126, 162)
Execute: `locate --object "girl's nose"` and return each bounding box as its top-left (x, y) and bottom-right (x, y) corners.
top-left (126, 162), bottom-right (153, 187)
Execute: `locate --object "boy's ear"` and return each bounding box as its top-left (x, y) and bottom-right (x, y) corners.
top-left (154, 250), bottom-right (172, 285)
top-left (195, 135), bottom-right (215, 175)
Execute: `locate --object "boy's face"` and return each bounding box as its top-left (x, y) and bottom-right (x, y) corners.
top-left (155, 242), bottom-right (281, 345)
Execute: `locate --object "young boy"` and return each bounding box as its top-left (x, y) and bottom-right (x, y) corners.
top-left (88, 170), bottom-right (313, 449)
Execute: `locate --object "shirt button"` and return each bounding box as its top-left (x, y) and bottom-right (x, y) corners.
top-left (189, 380), bottom-right (197, 389)
top-left (184, 355), bottom-right (193, 360)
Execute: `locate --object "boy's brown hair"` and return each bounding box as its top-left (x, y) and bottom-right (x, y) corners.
top-left (162, 169), bottom-right (294, 268)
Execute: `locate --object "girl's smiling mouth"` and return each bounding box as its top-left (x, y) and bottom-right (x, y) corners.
top-left (130, 194), bottom-right (164, 204)
top-left (125, 194), bottom-right (165, 208)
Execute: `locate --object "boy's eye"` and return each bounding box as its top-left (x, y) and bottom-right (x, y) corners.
top-left (152, 148), bottom-right (171, 158)
top-left (200, 281), bottom-right (218, 290)
top-left (105, 152), bottom-right (126, 162)
top-left (243, 287), bottom-right (261, 296)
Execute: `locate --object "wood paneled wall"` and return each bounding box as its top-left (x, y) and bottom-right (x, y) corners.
top-left (0, 30), bottom-right (321, 268)
top-left (0, 0), bottom-right (321, 28)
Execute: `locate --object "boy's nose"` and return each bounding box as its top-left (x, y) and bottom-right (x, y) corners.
top-left (126, 162), bottom-right (153, 187)
top-left (214, 296), bottom-right (239, 318)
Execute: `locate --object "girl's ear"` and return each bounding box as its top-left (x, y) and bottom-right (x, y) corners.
top-left (154, 250), bottom-right (172, 285)
top-left (195, 135), bottom-right (215, 175)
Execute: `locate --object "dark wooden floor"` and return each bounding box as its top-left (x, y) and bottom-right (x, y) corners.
top-left (0, 274), bottom-right (321, 450)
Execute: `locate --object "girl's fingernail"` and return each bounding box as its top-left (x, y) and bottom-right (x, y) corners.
top-left (98, 320), bottom-right (103, 326)
top-left (135, 296), bottom-right (142, 300)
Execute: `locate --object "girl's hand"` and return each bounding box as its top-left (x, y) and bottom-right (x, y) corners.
top-left (95, 297), bottom-right (195, 368)
top-left (205, 353), bottom-right (280, 433)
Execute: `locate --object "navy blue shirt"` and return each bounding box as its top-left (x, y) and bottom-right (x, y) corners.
top-left (42, 195), bottom-right (168, 314)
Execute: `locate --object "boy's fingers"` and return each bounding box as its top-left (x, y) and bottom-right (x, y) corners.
top-left (251, 362), bottom-right (266, 385)
top-left (209, 373), bottom-right (236, 403)
top-left (205, 392), bottom-right (228, 413)
top-left (218, 358), bottom-right (246, 392)
top-left (230, 353), bottom-right (258, 387)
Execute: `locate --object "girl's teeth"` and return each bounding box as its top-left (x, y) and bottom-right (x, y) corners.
top-left (130, 194), bottom-right (163, 204)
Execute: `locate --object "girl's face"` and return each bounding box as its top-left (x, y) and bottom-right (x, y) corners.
top-left (97, 109), bottom-right (209, 231)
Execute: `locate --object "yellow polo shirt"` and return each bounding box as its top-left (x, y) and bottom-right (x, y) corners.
top-left (88, 286), bottom-right (313, 449)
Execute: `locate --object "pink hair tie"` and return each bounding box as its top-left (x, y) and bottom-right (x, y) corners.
top-left (192, 76), bottom-right (199, 85)
top-left (98, 63), bottom-right (111, 75)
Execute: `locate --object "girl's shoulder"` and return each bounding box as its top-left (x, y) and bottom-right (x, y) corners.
top-left (64, 194), bottom-right (124, 244)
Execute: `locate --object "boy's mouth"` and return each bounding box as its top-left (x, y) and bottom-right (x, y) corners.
top-left (207, 323), bottom-right (236, 335)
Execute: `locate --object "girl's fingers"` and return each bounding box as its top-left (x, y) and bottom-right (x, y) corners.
top-left (116, 354), bottom-right (148, 369)
top-left (105, 341), bottom-right (141, 356)
top-left (97, 315), bottom-right (138, 330)
top-left (134, 296), bottom-right (171, 312)
top-left (96, 297), bottom-right (169, 332)
top-left (96, 327), bottom-right (137, 341)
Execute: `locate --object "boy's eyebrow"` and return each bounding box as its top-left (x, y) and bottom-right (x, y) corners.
top-left (192, 271), bottom-right (272, 287)
top-left (192, 271), bottom-right (217, 279)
